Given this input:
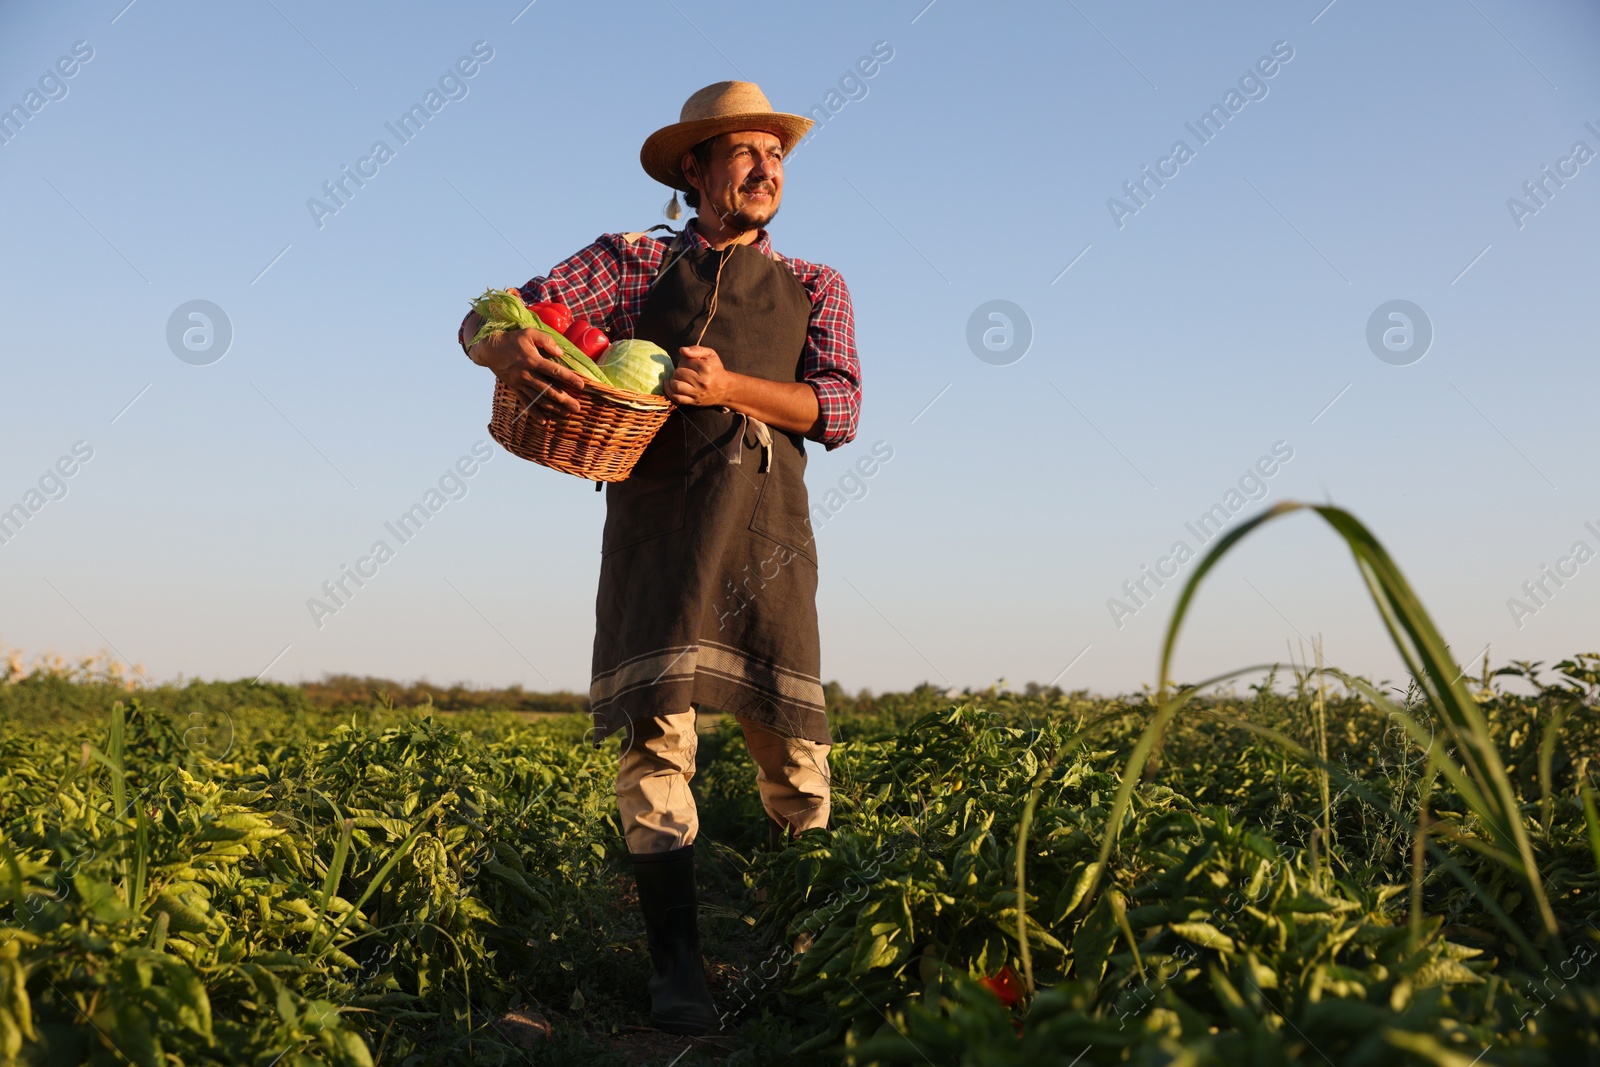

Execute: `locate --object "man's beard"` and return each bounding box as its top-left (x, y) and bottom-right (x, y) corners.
top-left (721, 183), bottom-right (779, 230)
top-left (728, 202), bottom-right (779, 230)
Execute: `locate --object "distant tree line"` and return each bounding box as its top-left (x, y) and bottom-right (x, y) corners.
top-left (299, 674), bottom-right (590, 713)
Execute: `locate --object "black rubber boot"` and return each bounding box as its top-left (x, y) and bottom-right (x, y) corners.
top-left (632, 845), bottom-right (720, 1035)
top-left (765, 814), bottom-right (790, 852)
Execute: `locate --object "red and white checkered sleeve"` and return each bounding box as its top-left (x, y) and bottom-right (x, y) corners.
top-left (521, 237), bottom-right (633, 324)
top-left (800, 265), bottom-right (861, 450)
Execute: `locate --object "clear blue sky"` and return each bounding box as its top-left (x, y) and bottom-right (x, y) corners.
top-left (2, 0), bottom-right (1596, 697)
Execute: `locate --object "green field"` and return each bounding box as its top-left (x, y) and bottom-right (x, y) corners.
top-left (2, 508), bottom-right (1599, 1065)
top-left (2, 657), bottom-right (1596, 1065)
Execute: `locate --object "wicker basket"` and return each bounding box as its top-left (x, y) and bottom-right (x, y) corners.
top-left (488, 376), bottom-right (672, 482)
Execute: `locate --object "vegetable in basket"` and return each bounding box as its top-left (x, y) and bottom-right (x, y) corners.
top-left (528, 301), bottom-right (573, 333)
top-left (599, 339), bottom-right (675, 395)
top-left (467, 287), bottom-right (612, 385)
top-left (470, 289), bottom-right (677, 398)
top-left (564, 318), bottom-right (611, 359)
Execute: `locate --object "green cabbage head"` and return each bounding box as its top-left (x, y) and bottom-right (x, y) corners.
top-left (599, 339), bottom-right (675, 395)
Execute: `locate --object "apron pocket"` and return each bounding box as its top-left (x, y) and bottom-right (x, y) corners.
top-left (748, 455), bottom-right (817, 565)
top-left (603, 473), bottom-right (686, 555)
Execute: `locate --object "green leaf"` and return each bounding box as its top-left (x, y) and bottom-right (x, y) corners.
top-left (1170, 921), bottom-right (1236, 953)
top-left (148, 889), bottom-right (214, 934)
top-left (0, 944), bottom-right (36, 1048)
top-left (851, 932), bottom-right (892, 975)
top-left (74, 873), bottom-right (133, 923)
top-left (1382, 1027), bottom-right (1484, 1065)
top-left (0, 841), bottom-right (22, 904)
top-left (252, 951), bottom-right (315, 972)
top-left (1411, 957), bottom-right (1484, 988)
top-left (1052, 862), bottom-right (1103, 925)
top-left (1581, 779), bottom-right (1600, 877)
top-left (312, 819), bottom-right (355, 952)
top-left (0, 1008), bottom-right (22, 1063)
top-left (1073, 890), bottom-right (1122, 982)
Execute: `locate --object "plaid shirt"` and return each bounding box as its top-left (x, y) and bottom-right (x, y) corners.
top-left (459, 225), bottom-right (861, 449)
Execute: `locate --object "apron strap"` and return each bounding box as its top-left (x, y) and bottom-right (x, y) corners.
top-left (648, 226), bottom-right (689, 291)
top-left (617, 225), bottom-right (688, 296)
top-left (620, 223), bottom-right (677, 245)
top-left (624, 224), bottom-right (776, 475)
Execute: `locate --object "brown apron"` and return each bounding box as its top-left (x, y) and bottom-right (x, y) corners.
top-left (588, 232), bottom-right (830, 747)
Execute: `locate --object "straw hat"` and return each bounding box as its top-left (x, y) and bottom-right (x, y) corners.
top-left (640, 81), bottom-right (813, 191)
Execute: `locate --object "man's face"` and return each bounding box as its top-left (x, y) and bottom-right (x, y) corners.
top-left (685, 130), bottom-right (785, 231)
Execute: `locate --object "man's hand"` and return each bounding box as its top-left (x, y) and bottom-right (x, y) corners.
top-left (662, 344), bottom-right (824, 437)
top-left (664, 346), bottom-right (734, 408)
top-left (469, 325), bottom-right (589, 421)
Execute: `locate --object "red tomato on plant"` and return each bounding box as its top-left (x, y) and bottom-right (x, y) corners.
top-left (528, 302), bottom-right (572, 333)
top-left (564, 319), bottom-right (610, 359)
top-left (980, 965), bottom-right (1022, 1008)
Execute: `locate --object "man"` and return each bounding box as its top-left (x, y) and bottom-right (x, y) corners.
top-left (457, 81), bottom-right (861, 1034)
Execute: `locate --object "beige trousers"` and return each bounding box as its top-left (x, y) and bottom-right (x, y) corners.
top-left (617, 708), bottom-right (832, 855)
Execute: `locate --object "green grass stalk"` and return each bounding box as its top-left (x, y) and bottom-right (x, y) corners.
top-left (1083, 502), bottom-right (1561, 954)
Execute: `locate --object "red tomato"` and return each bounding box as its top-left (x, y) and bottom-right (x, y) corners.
top-left (528, 302), bottom-right (572, 333)
top-left (564, 319), bottom-right (610, 359)
top-left (980, 965), bottom-right (1022, 1008)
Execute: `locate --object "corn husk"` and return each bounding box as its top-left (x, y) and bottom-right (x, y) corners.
top-left (468, 288), bottom-right (613, 386)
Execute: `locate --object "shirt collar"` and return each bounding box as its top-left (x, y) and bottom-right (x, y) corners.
top-left (683, 219), bottom-right (773, 256)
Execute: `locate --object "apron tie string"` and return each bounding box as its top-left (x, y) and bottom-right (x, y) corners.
top-left (750, 416), bottom-right (773, 473)
top-left (721, 410), bottom-right (773, 473)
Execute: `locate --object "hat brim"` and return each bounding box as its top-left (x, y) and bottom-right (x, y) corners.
top-left (640, 112), bottom-right (814, 190)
